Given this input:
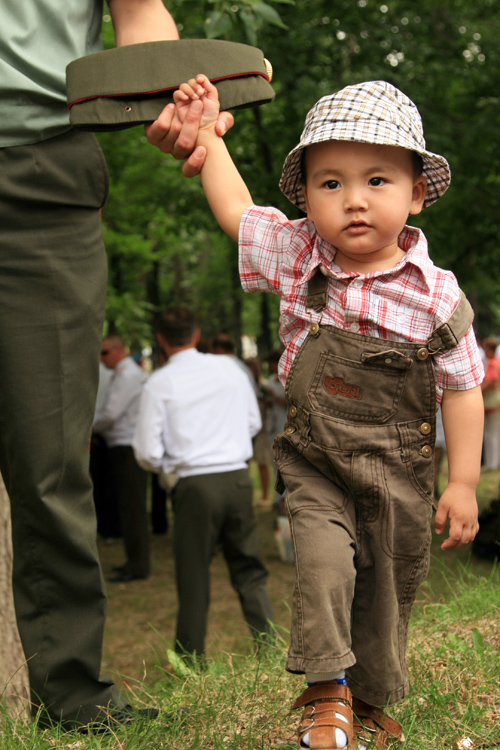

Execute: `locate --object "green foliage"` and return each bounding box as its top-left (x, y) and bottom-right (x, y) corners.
top-left (98, 0), bottom-right (500, 348)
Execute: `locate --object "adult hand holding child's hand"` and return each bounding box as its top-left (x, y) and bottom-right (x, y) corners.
top-left (145, 76), bottom-right (232, 177)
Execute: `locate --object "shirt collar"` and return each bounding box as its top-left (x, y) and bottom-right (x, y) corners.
top-left (115, 356), bottom-right (131, 373)
top-left (168, 347), bottom-right (199, 364)
top-left (302, 224), bottom-right (432, 293)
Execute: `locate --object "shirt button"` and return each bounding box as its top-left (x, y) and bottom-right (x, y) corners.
top-left (350, 322), bottom-right (360, 333)
top-left (352, 279), bottom-right (364, 289)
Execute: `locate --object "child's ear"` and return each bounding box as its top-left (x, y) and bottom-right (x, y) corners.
top-left (302, 183), bottom-right (313, 219)
top-left (409, 175), bottom-right (427, 215)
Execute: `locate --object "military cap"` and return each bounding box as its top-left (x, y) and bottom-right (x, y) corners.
top-left (66, 39), bottom-right (274, 131)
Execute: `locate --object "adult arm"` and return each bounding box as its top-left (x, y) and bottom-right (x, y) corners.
top-left (248, 384), bottom-right (263, 438)
top-left (108, 2), bottom-right (234, 174)
top-left (436, 385), bottom-right (483, 549)
top-left (132, 385), bottom-right (167, 472)
top-left (108, 0), bottom-right (179, 46)
top-left (93, 371), bottom-right (143, 433)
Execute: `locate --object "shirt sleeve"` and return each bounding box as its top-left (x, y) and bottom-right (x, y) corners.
top-left (132, 383), bottom-right (166, 473)
top-left (433, 324), bottom-right (485, 397)
top-left (239, 205), bottom-right (294, 294)
top-left (92, 375), bottom-right (130, 433)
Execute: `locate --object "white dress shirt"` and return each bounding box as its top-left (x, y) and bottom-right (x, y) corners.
top-left (133, 348), bottom-right (262, 478)
top-left (93, 356), bottom-right (147, 447)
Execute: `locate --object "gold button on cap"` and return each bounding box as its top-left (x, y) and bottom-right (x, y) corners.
top-left (420, 422), bottom-right (432, 435)
top-left (264, 58), bottom-right (273, 81)
top-left (421, 445), bottom-right (433, 458)
top-left (289, 405), bottom-right (297, 418)
top-left (417, 348), bottom-right (429, 360)
top-left (285, 426), bottom-right (296, 434)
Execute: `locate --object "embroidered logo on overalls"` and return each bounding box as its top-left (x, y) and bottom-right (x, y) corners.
top-left (324, 376), bottom-right (361, 400)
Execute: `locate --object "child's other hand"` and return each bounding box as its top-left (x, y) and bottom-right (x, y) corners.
top-left (174, 74), bottom-right (220, 131)
top-left (434, 482), bottom-right (479, 550)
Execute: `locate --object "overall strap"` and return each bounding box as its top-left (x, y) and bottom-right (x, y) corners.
top-left (425, 290), bottom-right (474, 355)
top-left (305, 270), bottom-right (328, 313)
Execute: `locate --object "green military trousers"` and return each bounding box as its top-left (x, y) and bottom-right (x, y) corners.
top-left (0, 129), bottom-right (126, 727)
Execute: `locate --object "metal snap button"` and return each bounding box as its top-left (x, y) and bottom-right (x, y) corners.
top-left (285, 426), bottom-right (296, 434)
top-left (289, 405), bottom-right (297, 418)
top-left (421, 444), bottom-right (433, 458)
top-left (310, 322), bottom-right (320, 336)
top-left (420, 422), bottom-right (432, 435)
top-left (417, 348), bottom-right (429, 360)
top-left (124, 106), bottom-right (132, 112)
top-left (384, 358), bottom-right (393, 364)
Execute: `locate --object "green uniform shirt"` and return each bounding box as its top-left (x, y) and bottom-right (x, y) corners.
top-left (0, 0), bottom-right (103, 146)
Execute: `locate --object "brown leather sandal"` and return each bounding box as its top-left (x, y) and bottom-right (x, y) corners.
top-left (352, 697), bottom-right (403, 748)
top-left (292, 681), bottom-right (354, 749)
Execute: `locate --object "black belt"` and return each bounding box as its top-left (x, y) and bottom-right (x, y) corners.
top-left (66, 39), bottom-right (274, 131)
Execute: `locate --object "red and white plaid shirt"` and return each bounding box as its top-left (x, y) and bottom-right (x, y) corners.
top-left (239, 206), bottom-right (483, 404)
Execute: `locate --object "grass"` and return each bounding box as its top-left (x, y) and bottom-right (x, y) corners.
top-left (1, 464), bottom-right (500, 748)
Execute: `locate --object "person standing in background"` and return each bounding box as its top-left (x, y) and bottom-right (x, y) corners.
top-left (133, 307), bottom-right (274, 658)
top-left (94, 335), bottom-right (149, 582)
top-left (481, 337), bottom-right (500, 471)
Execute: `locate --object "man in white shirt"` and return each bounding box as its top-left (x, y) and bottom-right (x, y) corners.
top-left (133, 307), bottom-right (274, 656)
top-left (94, 335), bottom-right (149, 581)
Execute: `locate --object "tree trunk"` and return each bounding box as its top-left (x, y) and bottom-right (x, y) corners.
top-left (0, 473), bottom-right (30, 719)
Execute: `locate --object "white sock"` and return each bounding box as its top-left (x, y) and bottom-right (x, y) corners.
top-left (301, 672), bottom-right (348, 748)
top-left (300, 714), bottom-right (348, 748)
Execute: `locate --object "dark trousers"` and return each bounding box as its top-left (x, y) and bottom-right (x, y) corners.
top-left (172, 469), bottom-right (274, 656)
top-left (90, 433), bottom-right (121, 538)
top-left (108, 446), bottom-right (149, 577)
top-left (0, 130), bottom-right (125, 726)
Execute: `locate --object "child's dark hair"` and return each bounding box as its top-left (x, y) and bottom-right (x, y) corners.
top-left (156, 307), bottom-right (197, 347)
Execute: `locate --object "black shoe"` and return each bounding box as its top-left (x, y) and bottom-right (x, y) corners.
top-left (108, 572), bottom-right (147, 583)
top-left (77, 705), bottom-right (160, 734)
top-left (112, 564), bottom-right (128, 573)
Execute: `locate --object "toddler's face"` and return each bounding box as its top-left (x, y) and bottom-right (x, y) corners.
top-left (302, 140), bottom-right (427, 273)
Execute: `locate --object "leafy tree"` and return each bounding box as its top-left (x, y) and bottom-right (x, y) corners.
top-left (98, 0), bottom-right (500, 352)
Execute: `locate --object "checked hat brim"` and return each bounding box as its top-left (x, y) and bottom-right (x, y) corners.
top-left (279, 81), bottom-right (451, 211)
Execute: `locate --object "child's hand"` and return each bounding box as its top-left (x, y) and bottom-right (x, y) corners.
top-left (174, 74), bottom-right (220, 132)
top-left (434, 482), bottom-right (479, 550)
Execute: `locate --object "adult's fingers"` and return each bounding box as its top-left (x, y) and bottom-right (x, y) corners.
top-left (182, 146), bottom-right (207, 178)
top-left (215, 111), bottom-right (234, 137)
top-left (144, 103), bottom-right (179, 152)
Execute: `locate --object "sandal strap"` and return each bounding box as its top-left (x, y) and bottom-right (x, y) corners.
top-left (293, 682), bottom-right (354, 749)
top-left (292, 682), bottom-right (352, 711)
top-left (352, 697), bottom-right (402, 741)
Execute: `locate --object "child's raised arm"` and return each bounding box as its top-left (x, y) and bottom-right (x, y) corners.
top-left (174, 74), bottom-right (254, 241)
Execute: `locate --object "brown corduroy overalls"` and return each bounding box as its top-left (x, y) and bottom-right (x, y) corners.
top-left (273, 272), bottom-right (473, 707)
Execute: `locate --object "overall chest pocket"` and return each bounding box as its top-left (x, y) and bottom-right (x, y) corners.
top-left (306, 348), bottom-right (413, 423)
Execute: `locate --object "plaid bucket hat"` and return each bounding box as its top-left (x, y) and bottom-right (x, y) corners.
top-left (279, 80), bottom-right (450, 211)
